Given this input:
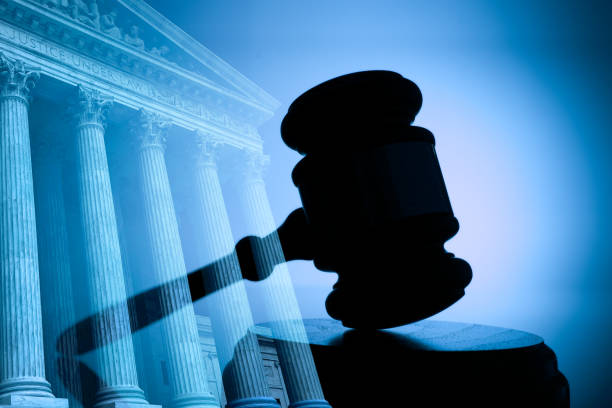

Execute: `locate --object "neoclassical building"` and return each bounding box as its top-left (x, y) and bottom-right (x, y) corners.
top-left (0, 1), bottom-right (329, 408)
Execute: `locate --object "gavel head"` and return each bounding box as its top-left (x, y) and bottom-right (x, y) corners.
top-left (281, 70), bottom-right (472, 329)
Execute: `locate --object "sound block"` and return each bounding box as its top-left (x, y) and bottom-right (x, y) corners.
top-left (261, 319), bottom-right (569, 407)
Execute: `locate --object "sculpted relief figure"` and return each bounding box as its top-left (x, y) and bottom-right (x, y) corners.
top-left (87, 1), bottom-right (100, 29)
top-left (149, 45), bottom-right (169, 60)
top-left (70, 0), bottom-right (100, 29)
top-left (39, 0), bottom-right (69, 8)
top-left (69, 0), bottom-right (88, 17)
top-left (124, 25), bottom-right (145, 50)
top-left (101, 10), bottom-right (122, 40)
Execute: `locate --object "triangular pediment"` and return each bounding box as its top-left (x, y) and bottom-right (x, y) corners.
top-left (119, 0), bottom-right (279, 110)
top-left (7, 0), bottom-right (278, 115)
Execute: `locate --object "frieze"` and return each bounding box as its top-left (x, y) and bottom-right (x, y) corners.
top-left (0, 19), bottom-right (257, 137)
top-left (31, 0), bottom-right (182, 69)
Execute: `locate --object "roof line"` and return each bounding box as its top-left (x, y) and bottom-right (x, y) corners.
top-left (118, 0), bottom-right (280, 112)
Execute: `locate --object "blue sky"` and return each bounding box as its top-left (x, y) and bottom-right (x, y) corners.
top-left (144, 1), bottom-right (612, 405)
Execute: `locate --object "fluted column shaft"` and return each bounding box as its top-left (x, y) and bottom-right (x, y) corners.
top-left (193, 132), bottom-right (278, 408)
top-left (34, 145), bottom-right (83, 407)
top-left (0, 53), bottom-right (55, 399)
top-left (236, 153), bottom-right (330, 408)
top-left (133, 111), bottom-right (218, 408)
top-left (72, 86), bottom-right (148, 407)
top-left (114, 195), bottom-right (150, 400)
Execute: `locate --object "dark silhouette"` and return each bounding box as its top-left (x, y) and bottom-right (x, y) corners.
top-left (59, 70), bottom-right (473, 356)
top-left (55, 211), bottom-right (315, 405)
top-left (57, 71), bottom-right (569, 407)
top-left (57, 70), bottom-right (472, 393)
top-left (58, 210), bottom-right (309, 356)
top-left (281, 70), bottom-right (472, 328)
top-left (265, 318), bottom-right (569, 407)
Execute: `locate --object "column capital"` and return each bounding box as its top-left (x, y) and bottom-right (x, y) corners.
top-left (131, 109), bottom-right (171, 151)
top-left (240, 150), bottom-right (270, 184)
top-left (0, 52), bottom-right (40, 102)
top-left (72, 85), bottom-right (112, 128)
top-left (194, 129), bottom-right (223, 168)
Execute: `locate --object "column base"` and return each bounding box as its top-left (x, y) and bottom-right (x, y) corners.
top-left (226, 397), bottom-right (280, 408)
top-left (170, 393), bottom-right (219, 408)
top-left (93, 386), bottom-right (156, 408)
top-left (289, 401), bottom-right (331, 408)
top-left (95, 404), bottom-right (161, 408)
top-left (0, 395), bottom-right (68, 408)
top-left (0, 378), bottom-right (54, 400)
top-left (94, 401), bottom-right (162, 408)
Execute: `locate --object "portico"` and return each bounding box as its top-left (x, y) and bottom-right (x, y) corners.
top-left (0, 1), bottom-right (329, 408)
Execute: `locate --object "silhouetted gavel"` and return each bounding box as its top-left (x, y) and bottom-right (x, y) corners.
top-left (238, 70), bottom-right (472, 329)
top-left (59, 71), bottom-right (473, 374)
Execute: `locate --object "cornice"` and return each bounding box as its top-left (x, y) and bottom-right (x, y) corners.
top-left (1, 0), bottom-right (276, 127)
top-left (118, 0), bottom-right (280, 113)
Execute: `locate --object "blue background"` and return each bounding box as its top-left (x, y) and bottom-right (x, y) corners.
top-left (144, 1), bottom-right (612, 405)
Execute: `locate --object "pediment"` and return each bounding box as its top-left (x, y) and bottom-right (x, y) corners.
top-left (1, 0), bottom-right (278, 117)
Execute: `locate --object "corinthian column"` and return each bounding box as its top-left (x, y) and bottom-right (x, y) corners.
top-left (33, 138), bottom-right (83, 408)
top-left (132, 110), bottom-right (218, 408)
top-left (192, 131), bottom-right (278, 408)
top-left (0, 52), bottom-right (65, 406)
top-left (72, 86), bottom-right (152, 408)
top-left (235, 152), bottom-right (330, 408)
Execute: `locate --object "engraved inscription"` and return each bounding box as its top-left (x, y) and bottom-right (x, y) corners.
top-left (0, 21), bottom-right (214, 120)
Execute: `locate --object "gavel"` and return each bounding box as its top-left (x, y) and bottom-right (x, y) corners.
top-left (59, 71), bottom-right (472, 368)
top-left (237, 70), bottom-right (472, 329)
top-left (58, 71), bottom-right (564, 406)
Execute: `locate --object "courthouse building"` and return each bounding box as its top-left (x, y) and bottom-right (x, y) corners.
top-left (0, 1), bottom-right (330, 408)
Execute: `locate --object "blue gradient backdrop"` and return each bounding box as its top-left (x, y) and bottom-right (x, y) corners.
top-left (145, 1), bottom-right (612, 405)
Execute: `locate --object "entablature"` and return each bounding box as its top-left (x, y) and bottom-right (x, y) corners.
top-left (0, 0), bottom-right (278, 151)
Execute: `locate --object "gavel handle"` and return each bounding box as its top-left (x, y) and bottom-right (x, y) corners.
top-left (236, 208), bottom-right (315, 281)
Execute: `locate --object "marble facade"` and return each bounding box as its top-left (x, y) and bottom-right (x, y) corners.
top-left (0, 1), bottom-right (329, 408)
